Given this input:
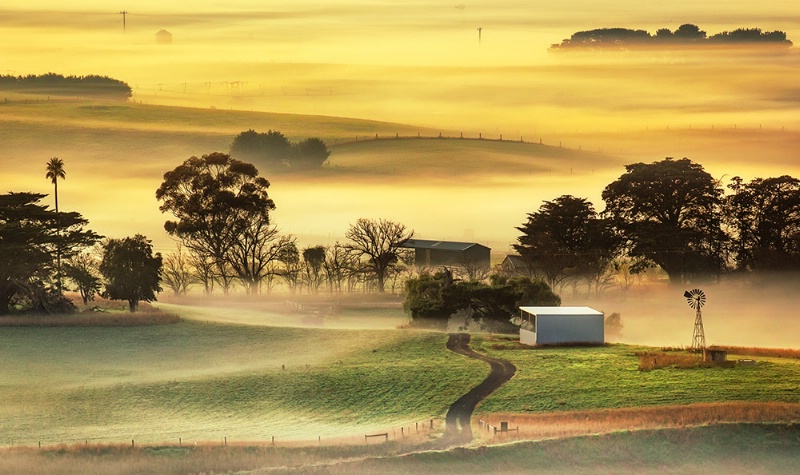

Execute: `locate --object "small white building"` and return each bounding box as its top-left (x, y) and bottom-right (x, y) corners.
top-left (519, 306), bottom-right (604, 345)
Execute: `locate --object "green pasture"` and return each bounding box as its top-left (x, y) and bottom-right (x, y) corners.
top-left (473, 338), bottom-right (800, 415)
top-left (0, 320), bottom-right (487, 444)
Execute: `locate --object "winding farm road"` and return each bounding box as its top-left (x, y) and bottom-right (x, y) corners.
top-left (444, 333), bottom-right (517, 443)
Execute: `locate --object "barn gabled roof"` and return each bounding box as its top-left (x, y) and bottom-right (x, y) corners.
top-left (401, 239), bottom-right (490, 252)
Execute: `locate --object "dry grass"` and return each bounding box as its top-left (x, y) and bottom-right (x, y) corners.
top-left (476, 402), bottom-right (800, 443)
top-left (0, 422), bottom-right (443, 475)
top-left (714, 346), bottom-right (800, 360)
top-left (0, 300), bottom-right (180, 327)
top-left (636, 351), bottom-right (705, 371)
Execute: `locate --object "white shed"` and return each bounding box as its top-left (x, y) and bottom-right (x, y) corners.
top-left (519, 306), bottom-right (604, 345)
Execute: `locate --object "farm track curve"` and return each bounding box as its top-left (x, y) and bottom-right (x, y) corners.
top-left (443, 333), bottom-right (516, 443)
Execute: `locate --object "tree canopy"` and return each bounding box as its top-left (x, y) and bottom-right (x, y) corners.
top-left (229, 130), bottom-right (331, 170)
top-left (99, 235), bottom-right (162, 312)
top-left (404, 272), bottom-right (560, 331)
top-left (552, 24), bottom-right (792, 49)
top-left (156, 152), bottom-right (292, 294)
top-left (0, 192), bottom-right (100, 314)
top-left (725, 176), bottom-right (800, 271)
top-left (514, 195), bottom-right (619, 291)
top-left (0, 73), bottom-right (133, 100)
top-left (602, 157), bottom-right (725, 285)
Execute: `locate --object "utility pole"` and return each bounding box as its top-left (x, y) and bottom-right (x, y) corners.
top-left (477, 27), bottom-right (482, 44)
top-left (120, 10), bottom-right (128, 33)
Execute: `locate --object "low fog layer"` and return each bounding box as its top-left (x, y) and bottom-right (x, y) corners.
top-left (566, 278), bottom-right (800, 349)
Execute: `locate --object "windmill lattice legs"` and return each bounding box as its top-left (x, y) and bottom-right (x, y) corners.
top-left (692, 307), bottom-right (706, 350)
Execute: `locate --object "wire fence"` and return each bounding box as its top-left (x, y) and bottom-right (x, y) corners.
top-left (1, 418), bottom-right (442, 451)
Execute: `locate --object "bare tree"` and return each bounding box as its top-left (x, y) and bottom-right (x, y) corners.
top-left (225, 215), bottom-right (291, 295)
top-left (344, 218), bottom-right (413, 293)
top-left (188, 248), bottom-right (215, 295)
top-left (457, 256), bottom-right (492, 282)
top-left (162, 243), bottom-right (193, 296)
top-left (277, 239), bottom-right (302, 294)
top-left (323, 243), bottom-right (350, 293)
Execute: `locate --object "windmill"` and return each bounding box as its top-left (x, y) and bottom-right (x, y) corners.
top-left (683, 289), bottom-right (706, 350)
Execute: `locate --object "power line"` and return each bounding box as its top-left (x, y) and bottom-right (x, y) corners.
top-left (120, 10), bottom-right (128, 34)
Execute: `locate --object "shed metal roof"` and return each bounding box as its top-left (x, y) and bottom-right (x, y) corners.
top-left (519, 306), bottom-right (603, 316)
top-left (402, 239), bottom-right (490, 252)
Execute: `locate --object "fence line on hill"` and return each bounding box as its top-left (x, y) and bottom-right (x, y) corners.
top-left (328, 124), bottom-right (800, 157)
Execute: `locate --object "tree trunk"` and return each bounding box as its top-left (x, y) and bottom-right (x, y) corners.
top-left (129, 299), bottom-right (137, 312)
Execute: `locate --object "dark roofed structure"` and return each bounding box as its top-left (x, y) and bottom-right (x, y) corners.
top-left (402, 239), bottom-right (491, 268)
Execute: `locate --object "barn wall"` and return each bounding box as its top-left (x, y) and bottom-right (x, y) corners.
top-left (464, 246), bottom-right (491, 267)
top-left (536, 314), bottom-right (604, 344)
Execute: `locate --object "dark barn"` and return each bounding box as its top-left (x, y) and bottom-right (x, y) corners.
top-left (402, 239), bottom-right (491, 269)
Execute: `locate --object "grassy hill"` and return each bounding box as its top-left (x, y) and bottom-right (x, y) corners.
top-left (0, 319), bottom-right (487, 445)
top-left (1, 97), bottom-right (621, 181)
top-left (2, 309), bottom-right (799, 447)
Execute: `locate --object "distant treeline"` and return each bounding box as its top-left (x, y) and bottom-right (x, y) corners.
top-left (552, 24), bottom-right (793, 49)
top-left (0, 73), bottom-right (132, 100)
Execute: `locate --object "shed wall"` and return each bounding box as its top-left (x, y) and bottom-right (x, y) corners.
top-left (520, 328), bottom-right (537, 346)
top-left (536, 314), bottom-right (604, 344)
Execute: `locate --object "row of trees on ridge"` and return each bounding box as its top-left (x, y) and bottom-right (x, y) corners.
top-left (552, 24), bottom-right (793, 49)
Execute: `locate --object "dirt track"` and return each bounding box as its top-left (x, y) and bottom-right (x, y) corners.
top-left (444, 333), bottom-right (516, 443)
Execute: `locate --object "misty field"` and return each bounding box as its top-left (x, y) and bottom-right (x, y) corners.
top-left (0, 320), bottom-right (487, 445)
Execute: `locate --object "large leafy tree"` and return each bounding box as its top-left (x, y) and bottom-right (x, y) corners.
top-left (602, 157), bottom-right (725, 285)
top-left (290, 138), bottom-right (331, 169)
top-left (725, 175), bottom-right (800, 271)
top-left (514, 195), bottom-right (619, 291)
top-left (100, 235), bottom-right (162, 312)
top-left (404, 273), bottom-right (560, 330)
top-left (230, 129), bottom-right (292, 168)
top-left (345, 218), bottom-right (413, 293)
top-left (156, 152), bottom-right (281, 294)
top-left (0, 192), bottom-right (100, 314)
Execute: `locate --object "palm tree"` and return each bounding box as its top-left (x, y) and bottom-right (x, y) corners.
top-left (45, 157), bottom-right (66, 291)
top-left (45, 157), bottom-right (66, 213)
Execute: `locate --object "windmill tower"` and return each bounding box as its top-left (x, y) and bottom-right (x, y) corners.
top-left (683, 289), bottom-right (706, 350)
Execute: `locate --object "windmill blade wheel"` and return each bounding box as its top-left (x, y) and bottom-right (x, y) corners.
top-left (684, 289), bottom-right (706, 309)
